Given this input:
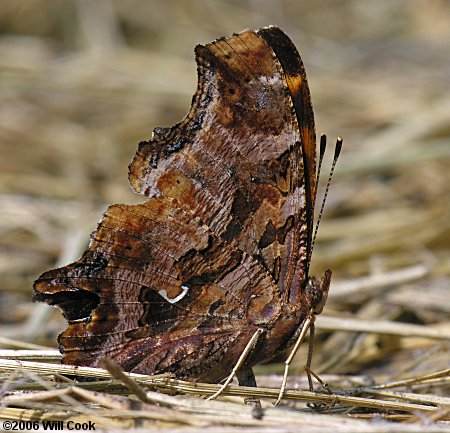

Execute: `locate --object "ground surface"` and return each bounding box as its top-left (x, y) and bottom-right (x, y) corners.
top-left (0, 1), bottom-right (449, 431)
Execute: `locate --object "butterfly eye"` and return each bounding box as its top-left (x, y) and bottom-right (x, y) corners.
top-left (312, 290), bottom-right (325, 314)
top-left (312, 270), bottom-right (331, 314)
top-left (304, 276), bottom-right (326, 314)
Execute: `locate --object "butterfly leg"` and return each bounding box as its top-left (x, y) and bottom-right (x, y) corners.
top-left (206, 328), bottom-right (263, 401)
top-left (305, 319), bottom-right (315, 392)
top-left (236, 366), bottom-right (264, 416)
top-left (305, 325), bottom-right (334, 411)
top-left (273, 314), bottom-right (314, 406)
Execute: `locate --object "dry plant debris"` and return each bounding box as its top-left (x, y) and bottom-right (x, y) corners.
top-left (1, 0), bottom-right (449, 431)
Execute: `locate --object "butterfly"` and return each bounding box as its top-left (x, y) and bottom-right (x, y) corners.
top-left (33, 26), bottom-right (341, 404)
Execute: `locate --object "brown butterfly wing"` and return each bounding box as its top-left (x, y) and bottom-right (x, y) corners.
top-left (129, 27), bottom-right (316, 304)
top-left (33, 196), bottom-right (282, 380)
top-left (258, 26), bottom-right (317, 272)
top-left (258, 27), bottom-right (316, 186)
top-left (33, 27), bottom-right (318, 378)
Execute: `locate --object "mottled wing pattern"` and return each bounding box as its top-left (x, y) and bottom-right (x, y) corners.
top-left (258, 27), bottom-right (317, 289)
top-left (129, 27), bottom-right (316, 303)
top-left (33, 27), bottom-right (318, 379)
top-left (33, 196), bottom-right (281, 380)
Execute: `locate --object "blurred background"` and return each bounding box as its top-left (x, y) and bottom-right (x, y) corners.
top-left (1, 0), bottom-right (449, 380)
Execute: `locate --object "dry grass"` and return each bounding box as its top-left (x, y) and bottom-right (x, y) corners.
top-left (1, 0), bottom-right (449, 431)
top-left (1, 354), bottom-right (449, 430)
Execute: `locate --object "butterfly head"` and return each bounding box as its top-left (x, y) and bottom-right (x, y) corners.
top-left (304, 269), bottom-right (331, 315)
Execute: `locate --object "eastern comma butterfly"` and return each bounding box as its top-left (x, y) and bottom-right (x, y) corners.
top-left (33, 26), bottom-right (341, 404)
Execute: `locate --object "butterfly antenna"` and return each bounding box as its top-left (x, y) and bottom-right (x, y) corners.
top-left (306, 134), bottom-right (326, 273)
top-left (308, 137), bottom-right (343, 263)
top-left (313, 134), bottom-right (327, 208)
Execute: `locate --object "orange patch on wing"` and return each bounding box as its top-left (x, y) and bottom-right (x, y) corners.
top-left (157, 170), bottom-right (196, 203)
top-left (285, 73), bottom-right (303, 96)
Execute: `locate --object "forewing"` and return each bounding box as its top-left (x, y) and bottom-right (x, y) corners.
top-left (129, 27), bottom-right (315, 303)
